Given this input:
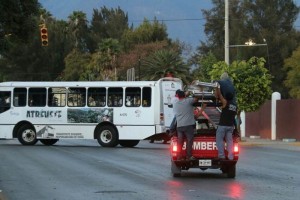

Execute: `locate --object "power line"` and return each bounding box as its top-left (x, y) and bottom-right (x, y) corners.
top-left (128, 17), bottom-right (300, 29)
top-left (128, 18), bottom-right (206, 23)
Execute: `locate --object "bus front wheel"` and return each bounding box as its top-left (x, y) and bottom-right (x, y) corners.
top-left (96, 125), bottom-right (118, 147)
top-left (17, 124), bottom-right (38, 145)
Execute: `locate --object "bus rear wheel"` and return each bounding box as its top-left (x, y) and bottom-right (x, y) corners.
top-left (96, 125), bottom-right (118, 147)
top-left (40, 139), bottom-right (59, 146)
top-left (17, 124), bottom-right (38, 145)
top-left (119, 140), bottom-right (140, 147)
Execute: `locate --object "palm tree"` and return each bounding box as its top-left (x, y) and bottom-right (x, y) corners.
top-left (96, 38), bottom-right (121, 80)
top-left (140, 49), bottom-right (190, 83)
top-left (67, 11), bottom-right (89, 51)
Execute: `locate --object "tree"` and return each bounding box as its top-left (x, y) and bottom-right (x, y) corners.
top-left (2, 9), bottom-right (75, 81)
top-left (0, 0), bottom-right (40, 45)
top-left (67, 11), bottom-right (89, 51)
top-left (245, 0), bottom-right (300, 97)
top-left (199, 0), bottom-right (300, 98)
top-left (45, 19), bottom-right (74, 80)
top-left (116, 40), bottom-right (170, 80)
top-left (121, 18), bottom-right (169, 51)
top-left (89, 6), bottom-right (129, 52)
top-left (62, 49), bottom-right (91, 81)
top-left (86, 38), bottom-right (121, 81)
top-left (191, 51), bottom-right (218, 82)
top-left (140, 49), bottom-right (190, 83)
top-left (210, 57), bottom-right (272, 113)
top-left (284, 46), bottom-right (300, 98)
top-left (0, 0), bottom-right (42, 81)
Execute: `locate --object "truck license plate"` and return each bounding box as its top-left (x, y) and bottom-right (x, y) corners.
top-left (199, 160), bottom-right (211, 167)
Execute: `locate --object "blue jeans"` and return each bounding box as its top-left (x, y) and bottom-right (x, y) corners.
top-left (216, 125), bottom-right (234, 160)
top-left (177, 125), bottom-right (194, 158)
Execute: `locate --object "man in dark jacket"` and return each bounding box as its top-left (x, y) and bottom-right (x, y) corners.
top-left (215, 72), bottom-right (237, 160)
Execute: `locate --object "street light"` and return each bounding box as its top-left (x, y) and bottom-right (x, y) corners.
top-left (229, 39), bottom-right (267, 47)
top-left (224, 0), bottom-right (270, 70)
top-left (245, 39), bottom-right (255, 46)
top-left (229, 39), bottom-right (270, 70)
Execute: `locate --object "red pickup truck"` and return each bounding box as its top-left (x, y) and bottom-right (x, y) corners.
top-left (169, 83), bottom-right (240, 178)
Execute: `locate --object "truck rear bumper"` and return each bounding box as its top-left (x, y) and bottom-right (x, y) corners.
top-left (173, 158), bottom-right (237, 169)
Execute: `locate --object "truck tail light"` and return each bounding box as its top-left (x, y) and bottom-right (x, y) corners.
top-left (234, 144), bottom-right (239, 153)
top-left (172, 144), bottom-right (178, 152)
top-left (171, 141), bottom-right (178, 157)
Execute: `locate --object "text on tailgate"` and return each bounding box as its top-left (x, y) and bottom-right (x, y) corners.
top-left (182, 141), bottom-right (217, 150)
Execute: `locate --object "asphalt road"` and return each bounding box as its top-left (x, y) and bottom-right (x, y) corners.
top-left (0, 139), bottom-right (299, 200)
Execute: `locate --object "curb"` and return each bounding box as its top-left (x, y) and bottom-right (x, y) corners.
top-left (0, 190), bottom-right (7, 200)
top-left (238, 138), bottom-right (300, 150)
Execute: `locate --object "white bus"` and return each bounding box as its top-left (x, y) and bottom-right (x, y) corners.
top-left (0, 78), bottom-right (182, 147)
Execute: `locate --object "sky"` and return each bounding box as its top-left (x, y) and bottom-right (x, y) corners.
top-left (38, 0), bottom-right (300, 51)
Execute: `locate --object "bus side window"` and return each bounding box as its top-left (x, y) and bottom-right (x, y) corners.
top-left (108, 87), bottom-right (123, 107)
top-left (68, 88), bottom-right (86, 107)
top-left (142, 87), bottom-right (151, 107)
top-left (13, 88), bottom-right (27, 107)
top-left (28, 88), bottom-right (46, 107)
top-left (48, 87), bottom-right (66, 107)
top-left (0, 91), bottom-right (11, 113)
top-left (88, 87), bottom-right (106, 107)
top-left (125, 87), bottom-right (141, 107)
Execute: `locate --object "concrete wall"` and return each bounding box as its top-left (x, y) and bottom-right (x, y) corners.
top-left (245, 100), bottom-right (271, 139)
top-left (276, 99), bottom-right (300, 140)
top-left (245, 99), bottom-right (300, 140)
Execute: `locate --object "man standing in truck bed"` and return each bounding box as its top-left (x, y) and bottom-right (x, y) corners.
top-left (173, 89), bottom-right (199, 161)
top-left (215, 72), bottom-right (237, 160)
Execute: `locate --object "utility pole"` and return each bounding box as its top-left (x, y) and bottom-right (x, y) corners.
top-left (225, 0), bottom-right (229, 65)
top-left (138, 56), bottom-right (141, 81)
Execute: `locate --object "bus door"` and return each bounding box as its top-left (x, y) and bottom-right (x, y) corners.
top-left (161, 79), bottom-right (182, 128)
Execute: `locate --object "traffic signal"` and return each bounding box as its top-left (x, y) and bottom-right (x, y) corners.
top-left (40, 26), bottom-right (48, 46)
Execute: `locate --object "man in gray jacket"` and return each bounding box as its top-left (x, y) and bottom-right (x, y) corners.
top-left (173, 89), bottom-right (198, 160)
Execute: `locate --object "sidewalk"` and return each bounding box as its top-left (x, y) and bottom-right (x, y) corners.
top-left (239, 137), bottom-right (300, 151)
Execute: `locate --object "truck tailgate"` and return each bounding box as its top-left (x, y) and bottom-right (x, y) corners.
top-left (171, 136), bottom-right (218, 159)
top-left (170, 133), bottom-right (239, 160)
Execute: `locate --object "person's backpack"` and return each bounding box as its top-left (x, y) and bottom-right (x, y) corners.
top-left (218, 79), bottom-right (235, 101)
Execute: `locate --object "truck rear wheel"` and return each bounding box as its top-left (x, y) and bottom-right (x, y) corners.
top-left (171, 160), bottom-right (181, 177)
top-left (227, 165), bottom-right (236, 178)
